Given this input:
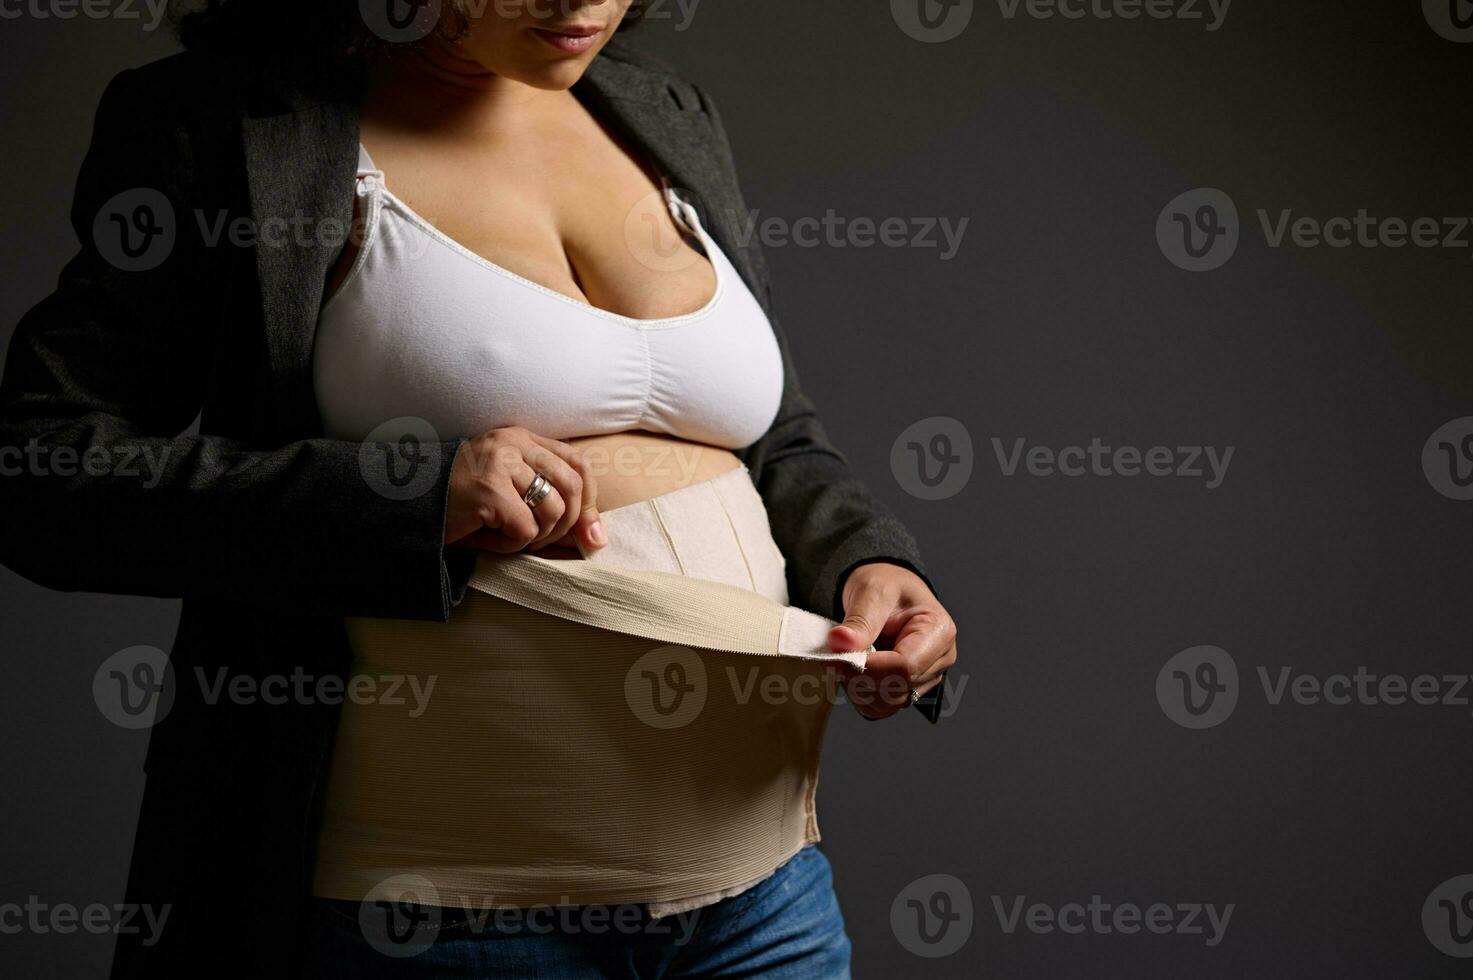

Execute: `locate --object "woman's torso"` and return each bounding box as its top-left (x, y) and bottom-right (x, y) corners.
top-left (305, 73), bottom-right (836, 915)
top-left (317, 90), bottom-right (781, 509)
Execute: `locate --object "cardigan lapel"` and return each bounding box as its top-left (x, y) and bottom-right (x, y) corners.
top-left (241, 91), bottom-right (360, 439)
top-left (575, 54), bottom-right (768, 302)
top-left (238, 48), bottom-right (765, 440)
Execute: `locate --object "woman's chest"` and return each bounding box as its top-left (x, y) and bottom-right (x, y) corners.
top-left (358, 124), bottom-right (717, 321)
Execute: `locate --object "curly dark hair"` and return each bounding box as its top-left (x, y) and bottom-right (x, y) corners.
top-left (176, 1), bottom-right (647, 73)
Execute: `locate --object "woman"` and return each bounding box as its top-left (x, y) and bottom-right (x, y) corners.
top-left (0, 1), bottom-right (957, 976)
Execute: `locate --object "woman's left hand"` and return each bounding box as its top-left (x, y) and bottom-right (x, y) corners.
top-left (828, 563), bottom-right (958, 720)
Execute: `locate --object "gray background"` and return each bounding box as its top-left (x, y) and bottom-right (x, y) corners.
top-left (3, 0), bottom-right (1472, 976)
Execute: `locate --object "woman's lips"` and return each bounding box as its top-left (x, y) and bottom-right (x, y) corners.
top-left (530, 26), bottom-right (603, 54)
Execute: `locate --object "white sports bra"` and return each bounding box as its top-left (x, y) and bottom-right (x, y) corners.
top-left (312, 145), bottom-right (784, 449)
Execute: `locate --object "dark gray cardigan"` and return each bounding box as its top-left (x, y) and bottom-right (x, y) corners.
top-left (0, 37), bottom-right (928, 978)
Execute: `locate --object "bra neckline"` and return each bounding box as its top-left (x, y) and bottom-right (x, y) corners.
top-left (351, 143), bottom-right (724, 328)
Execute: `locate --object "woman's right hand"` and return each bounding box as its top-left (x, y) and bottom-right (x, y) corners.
top-left (443, 426), bottom-right (607, 555)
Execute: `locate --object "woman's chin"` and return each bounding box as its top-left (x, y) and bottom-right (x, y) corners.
top-left (506, 60), bottom-right (597, 92)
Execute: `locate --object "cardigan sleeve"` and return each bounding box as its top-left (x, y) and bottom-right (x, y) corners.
top-left (0, 67), bottom-right (467, 621)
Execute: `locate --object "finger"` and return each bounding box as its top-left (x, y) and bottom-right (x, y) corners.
top-left (521, 444), bottom-right (583, 548)
top-left (525, 535), bottom-right (583, 559)
top-left (528, 434), bottom-right (605, 550)
top-left (828, 575), bottom-right (903, 652)
top-left (892, 612), bottom-right (958, 688)
top-left (481, 477), bottom-right (541, 554)
top-left (911, 661), bottom-right (952, 698)
top-left (539, 526), bottom-right (585, 554)
top-left (444, 441), bottom-right (498, 545)
top-left (455, 526), bottom-right (544, 554)
top-left (510, 460), bottom-right (568, 544)
top-left (855, 649), bottom-right (921, 712)
top-left (843, 660), bottom-right (910, 719)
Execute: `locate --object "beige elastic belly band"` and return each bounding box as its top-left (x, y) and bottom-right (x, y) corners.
top-left (311, 467), bottom-right (869, 916)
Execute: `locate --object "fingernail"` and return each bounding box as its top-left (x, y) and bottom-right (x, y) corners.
top-left (589, 520), bottom-right (607, 547)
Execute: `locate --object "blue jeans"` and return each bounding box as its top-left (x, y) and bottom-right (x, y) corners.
top-left (303, 845), bottom-right (852, 978)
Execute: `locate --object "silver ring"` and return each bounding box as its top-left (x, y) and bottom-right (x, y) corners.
top-left (522, 472), bottom-right (553, 509)
top-left (908, 688), bottom-right (922, 706)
